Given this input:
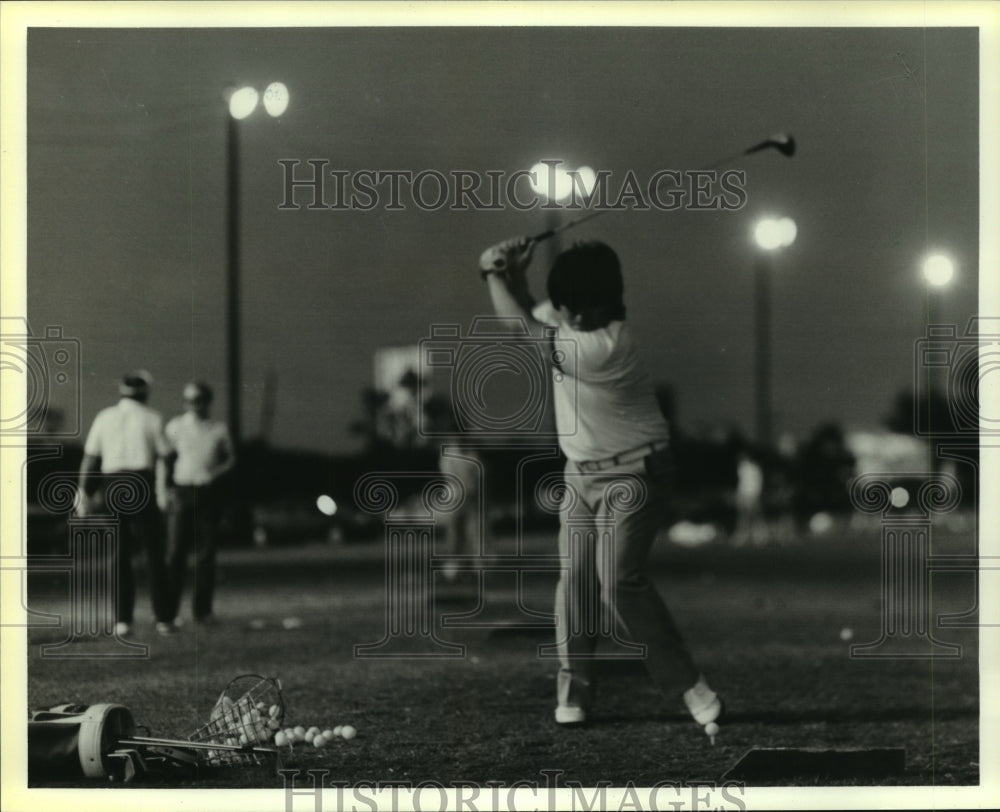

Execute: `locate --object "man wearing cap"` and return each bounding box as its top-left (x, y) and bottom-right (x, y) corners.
top-left (163, 381), bottom-right (234, 626)
top-left (77, 370), bottom-right (174, 637)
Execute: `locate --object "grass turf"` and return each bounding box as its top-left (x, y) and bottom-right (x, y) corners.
top-left (24, 528), bottom-right (980, 789)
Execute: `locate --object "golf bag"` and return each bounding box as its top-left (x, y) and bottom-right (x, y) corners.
top-left (28, 676), bottom-right (284, 783)
top-left (28, 703), bottom-right (137, 780)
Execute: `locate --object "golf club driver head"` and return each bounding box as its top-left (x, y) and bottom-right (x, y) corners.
top-left (745, 133), bottom-right (796, 157)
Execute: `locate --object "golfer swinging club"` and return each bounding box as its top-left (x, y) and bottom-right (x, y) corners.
top-left (479, 237), bottom-right (723, 737)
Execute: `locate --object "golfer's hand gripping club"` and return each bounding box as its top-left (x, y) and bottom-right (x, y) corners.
top-left (479, 236), bottom-right (536, 278)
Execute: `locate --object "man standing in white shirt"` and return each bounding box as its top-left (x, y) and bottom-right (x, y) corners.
top-left (163, 381), bottom-right (234, 626)
top-left (77, 370), bottom-right (173, 637)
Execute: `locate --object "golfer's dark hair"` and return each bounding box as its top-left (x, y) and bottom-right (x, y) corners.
top-left (546, 241), bottom-right (626, 319)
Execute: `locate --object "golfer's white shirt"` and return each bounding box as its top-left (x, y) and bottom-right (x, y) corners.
top-left (165, 412), bottom-right (233, 486)
top-left (83, 397), bottom-right (168, 473)
top-left (533, 301), bottom-right (670, 463)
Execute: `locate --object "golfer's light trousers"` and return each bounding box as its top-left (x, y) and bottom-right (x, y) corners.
top-left (554, 451), bottom-right (699, 711)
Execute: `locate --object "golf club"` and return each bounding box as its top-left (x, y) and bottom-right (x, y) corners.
top-left (484, 133), bottom-right (796, 272)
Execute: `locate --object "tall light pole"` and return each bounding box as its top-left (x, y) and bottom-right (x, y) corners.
top-left (752, 216), bottom-right (796, 447)
top-left (225, 82), bottom-right (289, 452)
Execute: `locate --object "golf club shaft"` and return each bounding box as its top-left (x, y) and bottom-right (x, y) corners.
top-left (529, 208), bottom-right (607, 242)
top-left (121, 735), bottom-right (278, 754)
top-left (527, 133), bottom-right (793, 245)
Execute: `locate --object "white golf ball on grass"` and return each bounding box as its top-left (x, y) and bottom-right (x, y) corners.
top-left (340, 725), bottom-right (357, 740)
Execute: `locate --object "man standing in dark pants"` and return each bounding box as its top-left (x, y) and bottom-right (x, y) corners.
top-left (77, 370), bottom-right (173, 638)
top-left (163, 381), bottom-right (234, 627)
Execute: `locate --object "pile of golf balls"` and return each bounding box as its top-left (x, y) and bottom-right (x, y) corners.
top-left (274, 723), bottom-right (357, 748)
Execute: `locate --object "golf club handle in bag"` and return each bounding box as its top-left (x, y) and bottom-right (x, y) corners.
top-left (28, 703), bottom-right (137, 779)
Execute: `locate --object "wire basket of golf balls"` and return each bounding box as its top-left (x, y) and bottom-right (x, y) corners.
top-left (189, 674), bottom-right (285, 767)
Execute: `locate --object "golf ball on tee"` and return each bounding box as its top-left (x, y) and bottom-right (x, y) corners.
top-left (341, 725), bottom-right (357, 740)
top-left (275, 731), bottom-right (289, 747)
top-left (704, 722), bottom-right (720, 737)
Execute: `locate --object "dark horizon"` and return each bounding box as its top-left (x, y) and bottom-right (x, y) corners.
top-left (15, 16), bottom-right (987, 457)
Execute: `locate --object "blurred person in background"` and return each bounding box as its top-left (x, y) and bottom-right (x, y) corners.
top-left (77, 370), bottom-right (173, 637)
top-left (163, 381), bottom-right (234, 627)
top-left (732, 449), bottom-right (765, 546)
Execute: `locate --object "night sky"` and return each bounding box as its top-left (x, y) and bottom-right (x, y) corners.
top-left (16, 10), bottom-right (989, 454)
